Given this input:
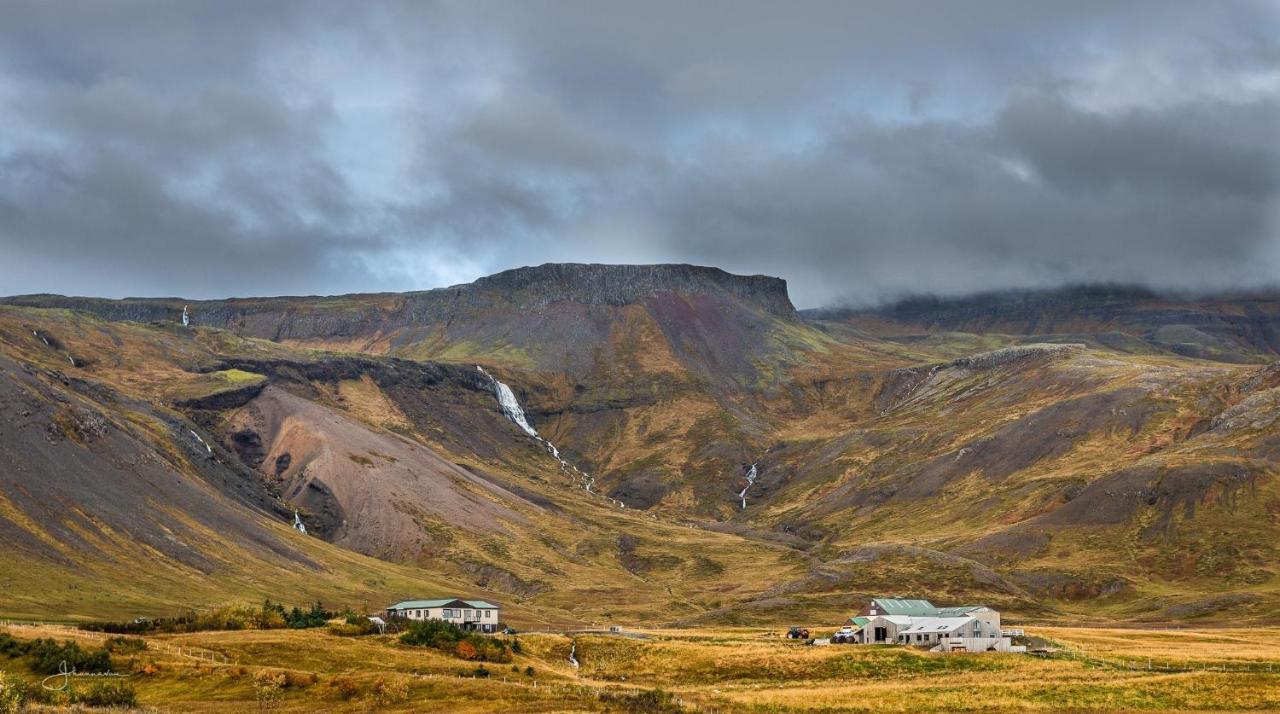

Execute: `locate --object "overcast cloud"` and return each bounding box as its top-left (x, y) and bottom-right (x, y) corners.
top-left (1, 0), bottom-right (1277, 307)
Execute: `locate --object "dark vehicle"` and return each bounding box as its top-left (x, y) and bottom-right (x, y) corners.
top-left (786, 626), bottom-right (810, 640)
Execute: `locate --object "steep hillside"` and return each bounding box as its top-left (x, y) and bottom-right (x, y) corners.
top-left (3, 269), bottom-right (1279, 626)
top-left (0, 305), bottom-right (807, 624)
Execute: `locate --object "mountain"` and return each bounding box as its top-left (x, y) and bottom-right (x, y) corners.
top-left (807, 285), bottom-right (1280, 363)
top-left (2, 269), bottom-right (1278, 625)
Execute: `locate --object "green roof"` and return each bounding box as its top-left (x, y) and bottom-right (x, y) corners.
top-left (871, 598), bottom-right (938, 616)
top-left (388, 598), bottom-right (500, 610)
top-left (846, 616), bottom-right (871, 627)
top-left (869, 598), bottom-right (987, 617)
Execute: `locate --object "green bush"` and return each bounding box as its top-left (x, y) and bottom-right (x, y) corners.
top-left (0, 633), bottom-right (25, 659)
top-left (81, 600), bottom-right (334, 634)
top-left (399, 619), bottom-right (511, 663)
top-left (80, 680), bottom-right (137, 707)
top-left (327, 620), bottom-right (379, 637)
top-left (103, 636), bottom-right (147, 654)
top-left (25, 638), bottom-right (111, 675)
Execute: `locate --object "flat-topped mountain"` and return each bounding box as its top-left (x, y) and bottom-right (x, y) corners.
top-left (4, 262), bottom-right (796, 336)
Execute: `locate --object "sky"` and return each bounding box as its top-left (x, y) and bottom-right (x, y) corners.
top-left (1, 1), bottom-right (1278, 308)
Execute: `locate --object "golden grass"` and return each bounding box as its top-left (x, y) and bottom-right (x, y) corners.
top-left (2, 625), bottom-right (1276, 712)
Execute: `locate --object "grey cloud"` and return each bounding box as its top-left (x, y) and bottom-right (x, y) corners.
top-left (0, 0), bottom-right (1277, 306)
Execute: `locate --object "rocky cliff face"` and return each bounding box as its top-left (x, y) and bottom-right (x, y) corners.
top-left (2, 263), bottom-right (796, 341)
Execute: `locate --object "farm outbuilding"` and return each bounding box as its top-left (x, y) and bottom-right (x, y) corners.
top-left (843, 597), bottom-right (1015, 651)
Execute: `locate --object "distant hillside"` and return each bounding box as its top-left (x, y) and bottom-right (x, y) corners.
top-left (805, 285), bottom-right (1280, 363)
top-left (3, 269), bottom-right (1278, 626)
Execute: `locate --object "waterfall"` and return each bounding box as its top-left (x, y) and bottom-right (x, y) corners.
top-left (568, 640), bottom-right (579, 669)
top-left (738, 462), bottom-right (759, 510)
top-left (476, 366), bottom-right (538, 437)
top-left (292, 510), bottom-right (307, 534)
top-left (181, 306), bottom-right (190, 327)
top-left (477, 366), bottom-right (624, 507)
top-left (189, 429), bottom-right (213, 455)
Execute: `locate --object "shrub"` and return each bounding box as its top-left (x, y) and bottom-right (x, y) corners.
top-left (369, 676), bottom-right (408, 706)
top-left (601, 688), bottom-right (684, 713)
top-left (0, 633), bottom-right (25, 659)
top-left (103, 636), bottom-right (147, 654)
top-left (80, 600), bottom-right (334, 635)
top-left (524, 666), bottom-right (535, 677)
top-left (252, 669), bottom-right (287, 709)
top-left (472, 665), bottom-right (490, 678)
top-left (25, 638), bottom-right (111, 675)
top-left (284, 670), bottom-right (316, 689)
top-left (332, 676), bottom-right (361, 700)
top-left (80, 680), bottom-right (137, 707)
top-left (399, 619), bottom-right (511, 663)
top-left (327, 617), bottom-right (379, 637)
top-left (0, 670), bottom-right (26, 714)
top-left (455, 640), bottom-right (478, 660)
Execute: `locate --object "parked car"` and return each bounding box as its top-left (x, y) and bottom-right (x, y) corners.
top-left (831, 625), bottom-right (857, 644)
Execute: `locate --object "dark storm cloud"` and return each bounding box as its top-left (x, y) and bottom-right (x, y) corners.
top-left (0, 1), bottom-right (1276, 305)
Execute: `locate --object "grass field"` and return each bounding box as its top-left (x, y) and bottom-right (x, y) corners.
top-left (1, 623), bottom-right (1277, 712)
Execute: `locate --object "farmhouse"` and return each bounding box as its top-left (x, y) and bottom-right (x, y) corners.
top-left (843, 597), bottom-right (1020, 652)
top-left (385, 598), bottom-right (501, 633)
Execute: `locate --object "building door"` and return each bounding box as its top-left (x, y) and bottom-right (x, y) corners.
top-left (874, 627), bottom-right (887, 643)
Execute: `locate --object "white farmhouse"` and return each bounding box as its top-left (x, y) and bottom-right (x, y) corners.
top-left (385, 597), bottom-right (501, 633)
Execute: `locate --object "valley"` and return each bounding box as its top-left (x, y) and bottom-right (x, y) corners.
top-left (1, 264), bottom-right (1278, 630)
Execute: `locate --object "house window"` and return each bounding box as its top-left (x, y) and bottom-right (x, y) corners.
top-left (443, 609), bottom-right (452, 617)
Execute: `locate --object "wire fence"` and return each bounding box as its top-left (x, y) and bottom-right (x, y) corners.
top-left (1042, 646), bottom-right (1280, 675)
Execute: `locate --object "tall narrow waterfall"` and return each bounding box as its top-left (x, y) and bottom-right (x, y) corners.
top-left (476, 366), bottom-right (537, 437)
top-left (293, 510), bottom-right (308, 534)
top-left (477, 365), bottom-right (623, 507)
top-left (738, 462), bottom-right (759, 510)
top-left (181, 306), bottom-right (190, 327)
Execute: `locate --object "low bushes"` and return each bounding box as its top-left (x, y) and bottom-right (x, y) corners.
top-left (80, 680), bottom-right (137, 707)
top-left (399, 619), bottom-right (512, 663)
top-left (2, 636), bottom-right (112, 676)
top-left (600, 688), bottom-right (685, 713)
top-left (327, 612), bottom-right (382, 637)
top-left (81, 600), bottom-right (335, 634)
top-left (0, 670), bottom-right (25, 714)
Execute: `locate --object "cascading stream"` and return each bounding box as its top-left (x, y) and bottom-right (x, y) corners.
top-left (477, 366), bottom-right (624, 508)
top-left (738, 462), bottom-right (759, 510)
top-left (292, 510), bottom-right (308, 534)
